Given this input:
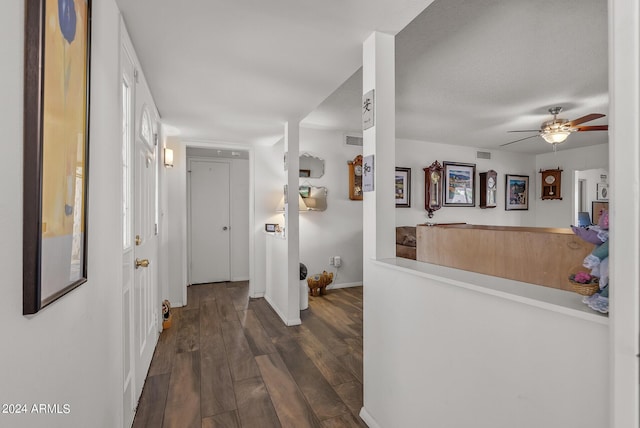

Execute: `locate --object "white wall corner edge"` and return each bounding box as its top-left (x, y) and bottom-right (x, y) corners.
top-left (359, 407), bottom-right (381, 428)
top-left (264, 294), bottom-right (302, 327)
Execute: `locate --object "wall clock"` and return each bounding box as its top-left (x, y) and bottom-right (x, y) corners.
top-left (348, 155), bottom-right (363, 200)
top-left (540, 168), bottom-right (563, 200)
top-left (479, 169), bottom-right (497, 208)
top-left (424, 161), bottom-right (443, 217)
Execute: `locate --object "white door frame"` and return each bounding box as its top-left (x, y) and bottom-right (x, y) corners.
top-left (120, 25), bottom-right (136, 428)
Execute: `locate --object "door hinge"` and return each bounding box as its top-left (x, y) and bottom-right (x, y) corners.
top-left (134, 69), bottom-right (139, 83)
top-left (154, 224), bottom-right (158, 235)
top-left (153, 133), bottom-right (158, 146)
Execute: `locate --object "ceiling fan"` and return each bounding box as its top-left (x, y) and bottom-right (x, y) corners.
top-left (501, 107), bottom-right (608, 148)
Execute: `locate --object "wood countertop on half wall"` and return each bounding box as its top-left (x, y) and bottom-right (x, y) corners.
top-left (416, 224), bottom-right (594, 292)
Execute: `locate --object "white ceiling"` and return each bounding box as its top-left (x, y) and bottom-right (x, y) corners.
top-left (118, 0), bottom-right (608, 154)
top-left (115, 0), bottom-right (435, 145)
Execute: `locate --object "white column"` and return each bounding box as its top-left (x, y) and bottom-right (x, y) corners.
top-left (609, 0), bottom-right (640, 426)
top-left (284, 121), bottom-right (301, 324)
top-left (362, 31), bottom-right (396, 263)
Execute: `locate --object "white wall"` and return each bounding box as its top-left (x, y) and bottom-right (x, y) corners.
top-left (0, 1), bottom-right (124, 427)
top-left (166, 139), bottom-right (188, 306)
top-left (394, 139), bottom-right (609, 229)
top-left (362, 262), bottom-right (609, 428)
top-left (299, 128), bottom-right (363, 287)
top-left (158, 130), bottom-right (171, 303)
top-left (230, 158), bottom-right (250, 280)
top-left (534, 143), bottom-right (608, 227)
top-left (252, 140), bottom-right (286, 297)
top-left (396, 138), bottom-right (536, 226)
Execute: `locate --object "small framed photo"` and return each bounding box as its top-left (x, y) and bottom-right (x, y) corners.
top-left (299, 185), bottom-right (311, 198)
top-left (299, 169), bottom-right (311, 178)
top-left (265, 223), bottom-right (278, 233)
top-left (505, 174), bottom-right (529, 210)
top-left (596, 183), bottom-right (609, 200)
top-left (395, 167), bottom-right (411, 208)
top-left (443, 162), bottom-right (476, 206)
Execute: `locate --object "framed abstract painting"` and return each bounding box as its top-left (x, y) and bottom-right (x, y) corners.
top-left (23, 0), bottom-right (92, 314)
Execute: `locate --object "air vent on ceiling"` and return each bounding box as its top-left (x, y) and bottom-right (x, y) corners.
top-left (345, 135), bottom-right (363, 146)
top-left (476, 151), bottom-right (491, 159)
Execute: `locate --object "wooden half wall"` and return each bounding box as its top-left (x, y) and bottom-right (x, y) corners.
top-left (416, 224), bottom-right (595, 291)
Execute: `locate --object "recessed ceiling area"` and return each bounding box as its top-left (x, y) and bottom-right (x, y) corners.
top-left (303, 0), bottom-right (608, 154)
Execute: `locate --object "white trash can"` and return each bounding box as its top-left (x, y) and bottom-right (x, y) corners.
top-left (300, 280), bottom-right (309, 310)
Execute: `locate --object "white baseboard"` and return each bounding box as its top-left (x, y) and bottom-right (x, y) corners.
top-left (250, 291), bottom-right (265, 298)
top-left (231, 276), bottom-right (249, 282)
top-left (264, 294), bottom-right (301, 326)
top-left (359, 407), bottom-right (380, 428)
top-left (327, 281), bottom-right (363, 290)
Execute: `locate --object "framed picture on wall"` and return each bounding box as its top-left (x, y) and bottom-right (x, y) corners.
top-left (505, 174), bottom-right (529, 211)
top-left (23, 0), bottom-right (93, 314)
top-left (395, 167), bottom-right (411, 208)
top-left (443, 162), bottom-right (475, 206)
top-left (596, 183), bottom-right (609, 200)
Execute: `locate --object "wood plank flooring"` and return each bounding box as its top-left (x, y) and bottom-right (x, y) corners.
top-left (133, 282), bottom-right (366, 428)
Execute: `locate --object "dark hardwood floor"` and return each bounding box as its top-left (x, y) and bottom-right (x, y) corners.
top-left (133, 282), bottom-right (366, 428)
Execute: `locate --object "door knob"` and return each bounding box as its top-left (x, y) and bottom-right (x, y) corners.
top-left (223, 226), bottom-right (228, 231)
top-left (135, 258), bottom-right (150, 269)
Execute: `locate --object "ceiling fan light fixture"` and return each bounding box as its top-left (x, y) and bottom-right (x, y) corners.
top-left (541, 130), bottom-right (571, 144)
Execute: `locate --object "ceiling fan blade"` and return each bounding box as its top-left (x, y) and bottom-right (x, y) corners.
top-left (507, 130), bottom-right (540, 133)
top-left (566, 113), bottom-right (605, 127)
top-left (575, 125), bottom-right (608, 131)
top-left (500, 134), bottom-right (540, 147)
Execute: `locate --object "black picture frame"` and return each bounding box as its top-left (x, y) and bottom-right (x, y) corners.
top-left (505, 174), bottom-right (529, 211)
top-left (395, 167), bottom-right (411, 208)
top-left (23, 0), bottom-right (93, 314)
top-left (265, 223), bottom-right (278, 233)
top-left (443, 162), bottom-right (476, 207)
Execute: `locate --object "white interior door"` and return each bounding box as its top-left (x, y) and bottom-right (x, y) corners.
top-left (132, 113), bottom-right (158, 398)
top-left (121, 24), bottom-right (159, 427)
top-left (189, 159), bottom-right (231, 284)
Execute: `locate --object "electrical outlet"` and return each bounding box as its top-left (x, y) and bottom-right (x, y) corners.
top-left (334, 256), bottom-right (341, 267)
top-left (329, 256), bottom-right (335, 266)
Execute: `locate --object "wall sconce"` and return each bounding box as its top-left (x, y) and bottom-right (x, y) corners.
top-left (164, 148), bottom-right (174, 168)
